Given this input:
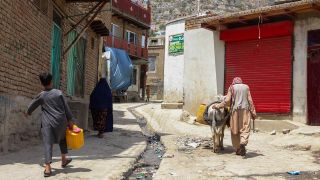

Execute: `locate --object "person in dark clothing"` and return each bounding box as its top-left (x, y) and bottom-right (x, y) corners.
top-left (90, 78), bottom-right (113, 138)
top-left (25, 73), bottom-right (74, 177)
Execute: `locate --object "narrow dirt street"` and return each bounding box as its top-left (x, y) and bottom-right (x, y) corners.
top-left (0, 103), bottom-right (319, 180)
top-left (134, 103), bottom-right (320, 180)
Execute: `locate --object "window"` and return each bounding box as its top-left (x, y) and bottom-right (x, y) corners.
top-left (148, 56), bottom-right (156, 72)
top-left (111, 24), bottom-right (121, 38)
top-left (126, 31), bottom-right (138, 45)
top-left (132, 68), bottom-right (137, 85)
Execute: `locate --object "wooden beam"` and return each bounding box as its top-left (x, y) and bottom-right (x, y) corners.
top-left (285, 12), bottom-right (297, 19)
top-left (312, 3), bottom-right (320, 11)
top-left (63, 0), bottom-right (108, 56)
top-left (66, 0), bottom-right (106, 2)
top-left (238, 17), bottom-right (248, 24)
top-left (64, 1), bottom-right (103, 36)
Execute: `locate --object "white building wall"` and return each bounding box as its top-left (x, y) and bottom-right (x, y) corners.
top-left (163, 20), bottom-right (185, 103)
top-left (293, 13), bottom-right (320, 123)
top-left (183, 28), bottom-right (225, 115)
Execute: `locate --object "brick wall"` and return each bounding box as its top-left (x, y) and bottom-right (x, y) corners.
top-left (0, 0), bottom-right (52, 98)
top-left (111, 16), bottom-right (147, 46)
top-left (0, 0), bottom-right (106, 152)
top-left (84, 31), bottom-right (99, 96)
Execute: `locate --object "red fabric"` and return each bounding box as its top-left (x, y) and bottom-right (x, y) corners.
top-left (224, 36), bottom-right (292, 113)
top-left (220, 21), bottom-right (293, 42)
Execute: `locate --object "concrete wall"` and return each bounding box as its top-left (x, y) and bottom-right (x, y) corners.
top-left (183, 28), bottom-right (225, 115)
top-left (293, 13), bottom-right (320, 124)
top-left (163, 20), bottom-right (185, 103)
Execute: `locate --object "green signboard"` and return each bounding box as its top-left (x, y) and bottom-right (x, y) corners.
top-left (169, 33), bottom-right (184, 56)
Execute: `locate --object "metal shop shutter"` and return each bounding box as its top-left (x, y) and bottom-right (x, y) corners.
top-left (224, 36), bottom-right (292, 113)
top-left (221, 21), bottom-right (293, 113)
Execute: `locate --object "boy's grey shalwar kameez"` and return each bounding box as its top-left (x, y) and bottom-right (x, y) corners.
top-left (27, 89), bottom-right (73, 164)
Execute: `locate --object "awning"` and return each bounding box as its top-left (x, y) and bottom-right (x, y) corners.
top-left (90, 20), bottom-right (109, 36)
top-left (132, 59), bottom-right (148, 65)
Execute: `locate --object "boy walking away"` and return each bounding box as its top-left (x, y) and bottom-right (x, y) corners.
top-left (26, 73), bottom-right (74, 177)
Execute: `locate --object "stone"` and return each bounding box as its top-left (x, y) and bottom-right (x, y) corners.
top-left (270, 130), bottom-right (276, 135)
top-left (282, 129), bottom-right (291, 134)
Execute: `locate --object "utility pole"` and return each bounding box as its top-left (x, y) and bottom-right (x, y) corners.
top-left (197, 0), bottom-right (200, 16)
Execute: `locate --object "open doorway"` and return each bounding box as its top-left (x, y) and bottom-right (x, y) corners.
top-left (307, 29), bottom-right (320, 126)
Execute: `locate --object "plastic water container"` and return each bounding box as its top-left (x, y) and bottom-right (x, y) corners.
top-left (196, 104), bottom-right (209, 125)
top-left (66, 125), bottom-right (84, 149)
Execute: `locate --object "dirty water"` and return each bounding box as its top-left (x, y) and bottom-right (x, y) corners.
top-left (127, 106), bottom-right (166, 180)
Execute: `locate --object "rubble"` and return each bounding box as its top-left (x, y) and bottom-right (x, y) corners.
top-left (282, 129), bottom-right (291, 134)
top-left (176, 136), bottom-right (212, 153)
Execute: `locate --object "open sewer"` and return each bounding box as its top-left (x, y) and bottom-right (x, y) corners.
top-left (126, 108), bottom-right (166, 180)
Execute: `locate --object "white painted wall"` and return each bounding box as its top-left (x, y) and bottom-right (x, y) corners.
top-left (128, 65), bottom-right (140, 92)
top-left (163, 20), bottom-right (185, 103)
top-left (293, 13), bottom-right (320, 123)
top-left (183, 28), bottom-right (225, 115)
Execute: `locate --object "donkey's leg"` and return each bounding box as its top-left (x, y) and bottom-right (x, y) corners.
top-left (220, 125), bottom-right (226, 150)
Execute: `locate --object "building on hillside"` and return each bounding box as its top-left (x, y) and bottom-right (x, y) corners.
top-left (184, 0), bottom-right (320, 126)
top-left (146, 36), bottom-right (165, 101)
top-left (0, 0), bottom-right (110, 153)
top-left (103, 0), bottom-right (151, 101)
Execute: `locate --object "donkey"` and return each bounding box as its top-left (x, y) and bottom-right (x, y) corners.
top-left (204, 100), bottom-right (230, 153)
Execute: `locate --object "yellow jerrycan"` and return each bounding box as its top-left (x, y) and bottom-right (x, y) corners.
top-left (66, 125), bottom-right (84, 149)
top-left (196, 104), bottom-right (209, 125)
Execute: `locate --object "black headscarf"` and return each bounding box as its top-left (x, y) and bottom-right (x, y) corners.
top-left (90, 78), bottom-right (113, 110)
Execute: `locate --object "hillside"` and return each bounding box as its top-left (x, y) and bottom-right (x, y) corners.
top-left (150, 0), bottom-right (277, 32)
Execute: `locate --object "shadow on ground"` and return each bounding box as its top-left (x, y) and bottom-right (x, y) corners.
top-left (0, 108), bottom-right (147, 177)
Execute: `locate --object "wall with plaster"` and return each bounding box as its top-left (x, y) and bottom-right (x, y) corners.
top-left (183, 28), bottom-right (225, 115)
top-left (163, 20), bottom-right (185, 103)
top-left (293, 13), bottom-right (320, 124)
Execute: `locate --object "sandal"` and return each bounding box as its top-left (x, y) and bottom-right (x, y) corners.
top-left (61, 158), bottom-right (72, 168)
top-left (239, 145), bottom-right (246, 156)
top-left (44, 170), bottom-right (51, 177)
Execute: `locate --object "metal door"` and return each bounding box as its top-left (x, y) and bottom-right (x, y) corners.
top-left (307, 46), bottom-right (320, 126)
top-left (50, 23), bottom-right (62, 89)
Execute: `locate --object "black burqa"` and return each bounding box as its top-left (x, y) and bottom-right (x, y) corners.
top-left (90, 78), bottom-right (113, 132)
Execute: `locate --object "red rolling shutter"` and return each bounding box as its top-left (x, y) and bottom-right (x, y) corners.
top-left (222, 21), bottom-right (293, 113)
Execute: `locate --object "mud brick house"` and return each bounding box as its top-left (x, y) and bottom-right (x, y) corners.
top-left (146, 36), bottom-right (165, 101)
top-left (104, 0), bottom-right (151, 101)
top-left (0, 0), bottom-right (110, 153)
top-left (184, 0), bottom-right (320, 125)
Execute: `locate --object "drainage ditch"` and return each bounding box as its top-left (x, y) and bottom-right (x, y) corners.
top-left (127, 106), bottom-right (166, 180)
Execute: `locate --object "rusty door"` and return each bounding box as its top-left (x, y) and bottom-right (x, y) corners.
top-left (307, 30), bottom-right (320, 126)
